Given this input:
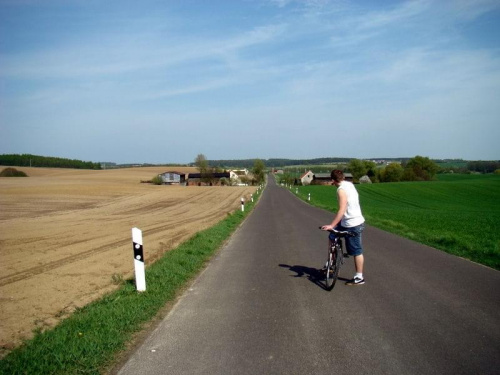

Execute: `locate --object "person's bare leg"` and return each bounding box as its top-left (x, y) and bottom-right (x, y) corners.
top-left (354, 254), bottom-right (364, 274)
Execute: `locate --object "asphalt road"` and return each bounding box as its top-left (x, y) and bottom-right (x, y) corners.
top-left (117, 176), bottom-right (500, 375)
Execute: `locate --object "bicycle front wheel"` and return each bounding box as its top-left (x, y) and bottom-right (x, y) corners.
top-left (325, 243), bottom-right (340, 291)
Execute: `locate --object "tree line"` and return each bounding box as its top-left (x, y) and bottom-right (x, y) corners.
top-left (281, 156), bottom-right (500, 185)
top-left (194, 154), bottom-right (266, 185)
top-left (354, 156), bottom-right (440, 182)
top-left (343, 157), bottom-right (499, 183)
top-left (192, 157), bottom-right (479, 170)
top-left (0, 154), bottom-right (102, 170)
top-left (466, 161), bottom-right (500, 174)
top-left (194, 157), bottom-right (354, 169)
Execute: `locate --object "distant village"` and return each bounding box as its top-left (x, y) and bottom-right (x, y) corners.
top-left (157, 160), bottom-right (398, 187)
top-left (273, 170), bottom-right (357, 185)
top-left (155, 169), bottom-right (252, 186)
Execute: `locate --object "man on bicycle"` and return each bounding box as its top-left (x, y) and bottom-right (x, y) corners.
top-left (321, 170), bottom-right (365, 285)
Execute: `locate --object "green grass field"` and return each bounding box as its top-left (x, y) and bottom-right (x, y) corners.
top-left (294, 174), bottom-right (500, 270)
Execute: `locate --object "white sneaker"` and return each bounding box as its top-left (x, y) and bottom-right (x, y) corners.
top-left (345, 277), bottom-right (365, 285)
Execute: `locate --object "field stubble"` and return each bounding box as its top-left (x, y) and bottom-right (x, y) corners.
top-left (0, 167), bottom-right (256, 355)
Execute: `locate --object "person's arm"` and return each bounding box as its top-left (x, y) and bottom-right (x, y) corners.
top-left (322, 188), bottom-right (347, 230)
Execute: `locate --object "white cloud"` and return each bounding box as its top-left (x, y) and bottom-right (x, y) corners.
top-left (447, 0), bottom-right (500, 21)
top-left (355, 0), bottom-right (431, 31)
top-left (2, 0), bottom-right (499, 161)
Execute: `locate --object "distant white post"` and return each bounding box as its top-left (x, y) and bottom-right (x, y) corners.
top-left (251, 194), bottom-right (254, 203)
top-left (295, 188), bottom-right (298, 194)
top-left (241, 197), bottom-right (245, 212)
top-left (308, 193), bottom-right (311, 201)
top-left (132, 227), bottom-right (146, 292)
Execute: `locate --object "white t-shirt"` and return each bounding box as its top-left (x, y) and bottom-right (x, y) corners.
top-left (337, 181), bottom-right (365, 227)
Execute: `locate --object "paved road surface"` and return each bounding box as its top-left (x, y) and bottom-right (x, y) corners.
top-left (118, 176), bottom-right (500, 375)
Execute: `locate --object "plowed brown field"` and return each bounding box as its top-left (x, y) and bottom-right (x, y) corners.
top-left (0, 166), bottom-right (256, 355)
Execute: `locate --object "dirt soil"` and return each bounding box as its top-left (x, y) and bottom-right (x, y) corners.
top-left (0, 166), bottom-right (256, 356)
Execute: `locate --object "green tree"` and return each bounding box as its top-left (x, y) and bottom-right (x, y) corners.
top-left (252, 159), bottom-right (266, 185)
top-left (240, 175), bottom-right (251, 185)
top-left (194, 153), bottom-right (213, 184)
top-left (382, 163), bottom-right (404, 182)
top-left (363, 160), bottom-right (377, 177)
top-left (348, 159), bottom-right (367, 181)
top-left (194, 154), bottom-right (209, 173)
top-left (403, 156), bottom-right (439, 181)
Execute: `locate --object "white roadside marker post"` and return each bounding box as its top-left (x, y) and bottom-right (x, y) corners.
top-left (251, 194), bottom-right (254, 203)
top-left (296, 188), bottom-right (298, 194)
top-left (132, 227), bottom-right (146, 292)
top-left (241, 197), bottom-right (245, 212)
top-left (308, 193), bottom-right (311, 201)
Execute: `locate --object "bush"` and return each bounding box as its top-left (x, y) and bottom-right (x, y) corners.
top-left (151, 175), bottom-right (163, 185)
top-left (0, 167), bottom-right (28, 177)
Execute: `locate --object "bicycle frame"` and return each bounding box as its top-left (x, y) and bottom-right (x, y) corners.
top-left (330, 237), bottom-right (345, 266)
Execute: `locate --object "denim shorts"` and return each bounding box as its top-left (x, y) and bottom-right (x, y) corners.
top-left (329, 223), bottom-right (365, 256)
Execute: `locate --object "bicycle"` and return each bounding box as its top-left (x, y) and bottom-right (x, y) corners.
top-left (319, 227), bottom-right (356, 291)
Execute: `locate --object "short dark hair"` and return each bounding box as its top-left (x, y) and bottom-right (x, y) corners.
top-left (331, 169), bottom-right (345, 182)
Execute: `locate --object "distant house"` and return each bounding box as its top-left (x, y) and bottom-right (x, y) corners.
top-left (159, 171), bottom-right (186, 185)
top-left (229, 169), bottom-right (250, 185)
top-left (187, 172), bottom-right (231, 186)
top-left (300, 170), bottom-right (314, 186)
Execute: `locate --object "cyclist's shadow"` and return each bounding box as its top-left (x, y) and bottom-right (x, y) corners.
top-left (278, 264), bottom-right (322, 290)
top-left (279, 264), bottom-right (349, 291)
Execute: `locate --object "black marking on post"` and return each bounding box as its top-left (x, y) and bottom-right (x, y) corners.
top-left (133, 242), bottom-right (144, 263)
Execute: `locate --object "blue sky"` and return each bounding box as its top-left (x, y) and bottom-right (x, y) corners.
top-left (1, 0), bottom-right (499, 164)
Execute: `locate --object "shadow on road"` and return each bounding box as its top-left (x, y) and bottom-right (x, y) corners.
top-left (279, 264), bottom-right (351, 291)
top-left (277, 264), bottom-right (323, 291)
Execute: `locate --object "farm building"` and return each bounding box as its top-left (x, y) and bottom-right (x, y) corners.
top-left (231, 169), bottom-right (249, 176)
top-left (313, 172), bottom-right (353, 185)
top-left (343, 173), bottom-right (354, 182)
top-left (187, 172), bottom-right (231, 186)
top-left (300, 170), bottom-right (314, 185)
top-left (159, 171), bottom-right (186, 185)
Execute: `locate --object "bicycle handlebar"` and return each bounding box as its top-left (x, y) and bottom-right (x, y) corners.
top-left (318, 226), bottom-right (356, 237)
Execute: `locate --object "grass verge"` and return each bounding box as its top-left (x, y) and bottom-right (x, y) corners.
top-left (0, 188), bottom-right (262, 375)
